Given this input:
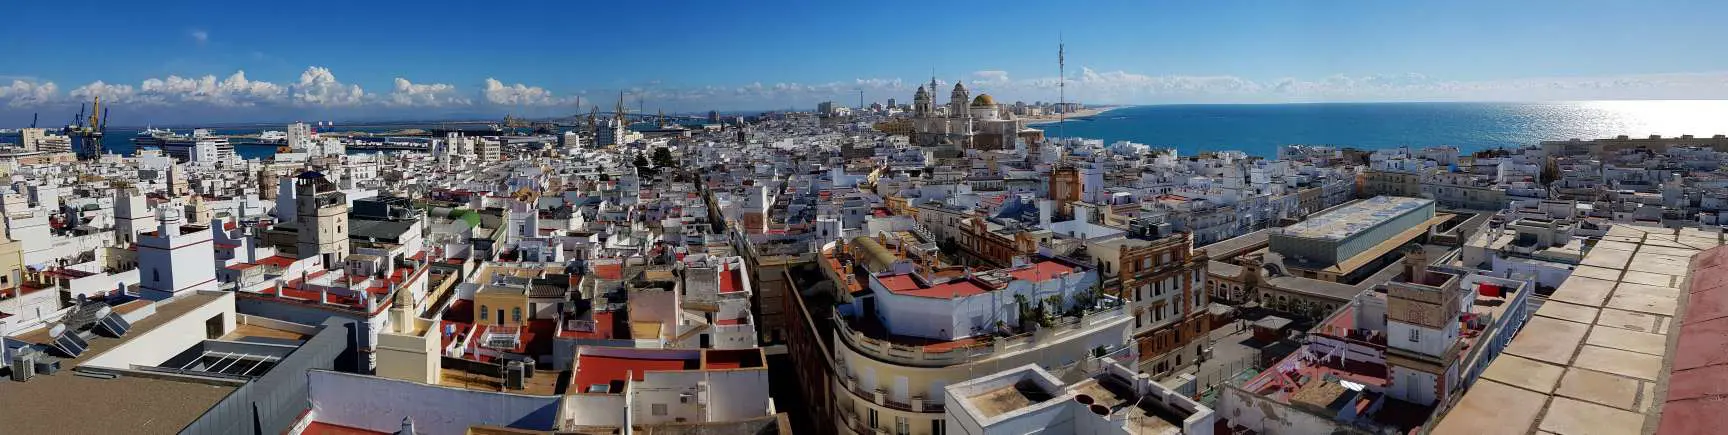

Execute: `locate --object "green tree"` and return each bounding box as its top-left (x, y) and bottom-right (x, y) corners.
top-left (1539, 156), bottom-right (1561, 187)
top-left (652, 147), bottom-right (675, 168)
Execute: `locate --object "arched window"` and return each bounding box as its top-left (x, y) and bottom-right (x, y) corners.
top-left (480, 305), bottom-right (489, 320)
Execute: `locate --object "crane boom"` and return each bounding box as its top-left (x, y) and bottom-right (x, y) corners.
top-left (89, 97), bottom-right (101, 129)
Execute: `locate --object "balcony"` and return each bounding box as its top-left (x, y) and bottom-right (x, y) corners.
top-left (837, 374), bottom-right (946, 414)
top-left (832, 306), bottom-right (1129, 368)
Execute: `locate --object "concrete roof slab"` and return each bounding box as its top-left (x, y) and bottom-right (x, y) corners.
top-left (1535, 301), bottom-right (1600, 325)
top-left (1615, 282), bottom-right (1681, 298)
top-left (1604, 291), bottom-right (1679, 317)
top-left (1637, 245), bottom-right (1699, 257)
top-left (1581, 248), bottom-right (1632, 270)
top-left (1555, 368), bottom-right (1642, 411)
top-left (1480, 354), bottom-right (1565, 394)
top-left (1586, 326), bottom-right (1668, 356)
top-left (1620, 270), bottom-right (1677, 288)
top-left (1572, 345), bottom-right (1664, 381)
top-left (1571, 265), bottom-right (1623, 281)
top-left (1539, 397), bottom-right (1646, 435)
top-left (1505, 316), bottom-right (1592, 365)
top-left (1429, 380), bottom-right (1546, 435)
top-left (1595, 308), bottom-right (1665, 334)
top-left (1593, 240), bottom-right (1639, 252)
top-left (1550, 276), bottom-right (1616, 307)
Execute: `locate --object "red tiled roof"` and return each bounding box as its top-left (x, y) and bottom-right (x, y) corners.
top-left (592, 262), bottom-right (624, 280)
top-left (572, 354), bottom-right (696, 394)
top-left (1657, 246), bottom-right (1728, 435)
top-left (718, 266), bottom-right (742, 293)
top-left (301, 421), bottom-right (389, 435)
top-left (258, 255), bottom-right (296, 268)
top-left (1006, 261), bottom-right (1076, 283)
top-left (877, 274), bottom-right (920, 292)
top-left (875, 272), bottom-right (991, 299)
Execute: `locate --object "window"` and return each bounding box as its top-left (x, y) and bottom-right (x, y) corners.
top-left (651, 403), bottom-right (668, 416)
top-left (932, 420), bottom-right (946, 435)
top-left (868, 408), bottom-right (879, 429)
top-left (513, 307), bottom-right (523, 323)
top-left (153, 269), bottom-right (160, 282)
top-left (480, 305), bottom-right (489, 320)
top-left (1409, 328), bottom-right (1421, 343)
top-left (894, 416), bottom-right (909, 435)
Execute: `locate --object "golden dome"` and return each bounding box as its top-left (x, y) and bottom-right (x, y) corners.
top-left (971, 94), bottom-right (996, 107)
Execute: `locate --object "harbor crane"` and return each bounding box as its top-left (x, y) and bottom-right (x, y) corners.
top-left (62, 96), bottom-right (107, 160)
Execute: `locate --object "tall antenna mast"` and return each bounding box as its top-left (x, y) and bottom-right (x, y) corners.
top-left (1059, 33), bottom-right (1066, 141)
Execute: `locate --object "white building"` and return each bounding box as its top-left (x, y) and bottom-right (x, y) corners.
top-left (136, 206), bottom-right (218, 300)
top-left (944, 362), bottom-right (1215, 435)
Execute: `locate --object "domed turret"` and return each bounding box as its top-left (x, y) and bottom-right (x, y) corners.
top-left (971, 94), bottom-right (996, 107)
top-left (949, 81), bottom-right (970, 117)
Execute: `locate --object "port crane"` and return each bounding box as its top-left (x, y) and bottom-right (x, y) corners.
top-left (62, 97), bottom-right (107, 160)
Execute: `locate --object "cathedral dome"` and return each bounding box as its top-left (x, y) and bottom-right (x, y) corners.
top-left (971, 94), bottom-right (996, 107)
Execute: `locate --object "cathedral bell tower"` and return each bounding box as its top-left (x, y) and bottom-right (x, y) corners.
top-left (949, 82), bottom-right (970, 118)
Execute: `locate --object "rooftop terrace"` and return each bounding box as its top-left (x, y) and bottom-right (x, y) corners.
top-left (0, 292), bottom-right (237, 435)
top-left (1432, 224), bottom-right (1722, 435)
top-left (1277, 196), bottom-right (1432, 241)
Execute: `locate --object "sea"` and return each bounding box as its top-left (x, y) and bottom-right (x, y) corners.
top-left (1038, 100), bottom-right (1728, 157)
top-left (8, 101), bottom-right (1728, 160)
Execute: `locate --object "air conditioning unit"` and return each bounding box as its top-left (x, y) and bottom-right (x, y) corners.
top-left (504, 361), bottom-right (526, 390)
top-left (10, 349), bottom-right (39, 382)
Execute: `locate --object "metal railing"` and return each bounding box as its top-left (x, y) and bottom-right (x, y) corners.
top-left (832, 306), bottom-right (1127, 368)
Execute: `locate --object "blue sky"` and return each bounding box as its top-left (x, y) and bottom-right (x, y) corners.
top-left (4, 0), bottom-right (1727, 125)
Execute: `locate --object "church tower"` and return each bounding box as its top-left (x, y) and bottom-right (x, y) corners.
top-left (294, 170), bottom-right (350, 266)
top-left (912, 86), bottom-right (931, 116)
top-left (949, 82), bottom-right (970, 118)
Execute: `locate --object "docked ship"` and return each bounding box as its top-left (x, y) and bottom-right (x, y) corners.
top-left (257, 130), bottom-right (287, 144)
top-left (137, 128), bottom-right (234, 161)
top-left (131, 127), bottom-right (177, 150)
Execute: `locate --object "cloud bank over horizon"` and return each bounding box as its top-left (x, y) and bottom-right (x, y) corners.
top-left (6, 65), bottom-right (1728, 125)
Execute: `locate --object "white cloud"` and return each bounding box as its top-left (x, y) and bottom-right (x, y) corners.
top-left (15, 66), bottom-right (1728, 120)
top-left (483, 78), bottom-right (558, 106)
top-left (129, 70), bottom-right (288, 106)
top-left (972, 70), bottom-right (1010, 83)
top-left (69, 80), bottom-right (137, 102)
top-left (190, 29), bottom-right (209, 45)
top-left (290, 66), bottom-right (364, 106)
top-left (386, 78), bottom-right (471, 107)
top-left (0, 80), bottom-right (58, 107)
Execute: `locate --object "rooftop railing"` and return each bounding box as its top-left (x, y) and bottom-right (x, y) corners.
top-left (832, 306), bottom-right (1127, 368)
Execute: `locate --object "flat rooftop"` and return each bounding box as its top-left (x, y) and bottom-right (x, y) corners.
top-left (1277, 196), bottom-right (1432, 241)
top-left (0, 292), bottom-right (237, 435)
top-left (1432, 224), bottom-right (1721, 435)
